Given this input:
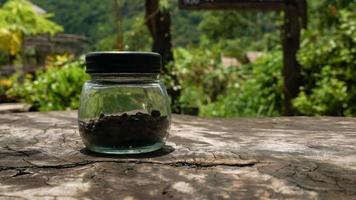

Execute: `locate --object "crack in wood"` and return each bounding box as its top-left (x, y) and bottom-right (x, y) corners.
top-left (3, 146), bottom-right (31, 157)
top-left (12, 169), bottom-right (33, 177)
top-left (161, 185), bottom-right (173, 198)
top-left (211, 152), bottom-right (217, 160)
top-left (0, 159), bottom-right (258, 172)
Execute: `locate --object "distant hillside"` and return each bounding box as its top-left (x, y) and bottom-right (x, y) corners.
top-left (31, 0), bottom-right (203, 50)
top-left (1, 0), bottom-right (279, 52)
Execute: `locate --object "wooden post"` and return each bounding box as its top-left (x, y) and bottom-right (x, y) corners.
top-left (178, 0), bottom-right (307, 115)
top-left (145, 0), bottom-right (174, 67)
top-left (282, 0), bottom-right (303, 115)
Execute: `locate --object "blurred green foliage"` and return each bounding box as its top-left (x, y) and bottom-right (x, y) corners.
top-left (170, 46), bottom-right (229, 108)
top-left (31, 0), bottom-right (117, 50)
top-left (200, 11), bottom-right (282, 55)
top-left (7, 55), bottom-right (89, 111)
top-left (177, 1), bottom-right (355, 117)
top-left (170, 47), bottom-right (283, 117)
top-left (31, 0), bottom-right (201, 50)
top-left (2, 0), bottom-right (355, 117)
top-left (294, 9), bottom-right (356, 116)
top-left (0, 0), bottom-right (62, 56)
top-left (200, 52), bottom-right (283, 117)
top-left (0, 77), bottom-right (14, 102)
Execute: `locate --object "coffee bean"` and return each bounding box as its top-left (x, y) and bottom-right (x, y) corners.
top-left (151, 110), bottom-right (161, 117)
top-left (99, 113), bottom-right (105, 119)
top-left (79, 112), bottom-right (169, 149)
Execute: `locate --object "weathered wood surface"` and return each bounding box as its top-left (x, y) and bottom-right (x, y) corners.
top-left (0, 103), bottom-right (30, 114)
top-left (1, 111), bottom-right (356, 199)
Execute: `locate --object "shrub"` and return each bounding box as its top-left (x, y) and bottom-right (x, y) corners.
top-left (170, 46), bottom-right (283, 117)
top-left (168, 46), bottom-right (229, 109)
top-left (7, 56), bottom-right (89, 111)
top-left (200, 52), bottom-right (283, 117)
top-left (0, 78), bottom-right (13, 102)
top-left (294, 10), bottom-right (356, 116)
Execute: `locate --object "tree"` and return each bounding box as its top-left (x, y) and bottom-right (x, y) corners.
top-left (113, 0), bottom-right (124, 50)
top-left (145, 0), bottom-right (173, 66)
top-left (145, 0), bottom-right (181, 112)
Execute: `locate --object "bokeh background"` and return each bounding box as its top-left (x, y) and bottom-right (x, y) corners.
top-left (0, 0), bottom-right (355, 117)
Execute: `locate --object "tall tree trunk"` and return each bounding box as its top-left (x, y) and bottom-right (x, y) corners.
top-left (282, 0), bottom-right (303, 115)
top-left (113, 0), bottom-right (124, 50)
top-left (145, 0), bottom-right (181, 113)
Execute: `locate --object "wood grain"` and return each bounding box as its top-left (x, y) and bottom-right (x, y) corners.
top-left (1, 111), bottom-right (356, 199)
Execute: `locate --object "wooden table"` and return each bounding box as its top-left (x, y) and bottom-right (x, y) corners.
top-left (1, 111), bottom-right (356, 199)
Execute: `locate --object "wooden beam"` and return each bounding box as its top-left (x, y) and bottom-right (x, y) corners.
top-left (179, 0), bottom-right (285, 11)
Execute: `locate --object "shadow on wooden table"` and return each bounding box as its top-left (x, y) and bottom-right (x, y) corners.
top-left (79, 145), bottom-right (175, 159)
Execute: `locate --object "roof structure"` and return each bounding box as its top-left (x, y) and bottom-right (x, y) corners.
top-left (29, 1), bottom-right (46, 15)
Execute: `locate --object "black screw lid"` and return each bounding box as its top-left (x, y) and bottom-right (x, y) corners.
top-left (85, 51), bottom-right (162, 74)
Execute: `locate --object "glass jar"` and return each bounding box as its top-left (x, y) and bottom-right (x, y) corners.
top-left (78, 52), bottom-right (171, 154)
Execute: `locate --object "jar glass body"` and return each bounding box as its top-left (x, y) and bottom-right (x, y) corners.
top-left (78, 73), bottom-right (171, 154)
